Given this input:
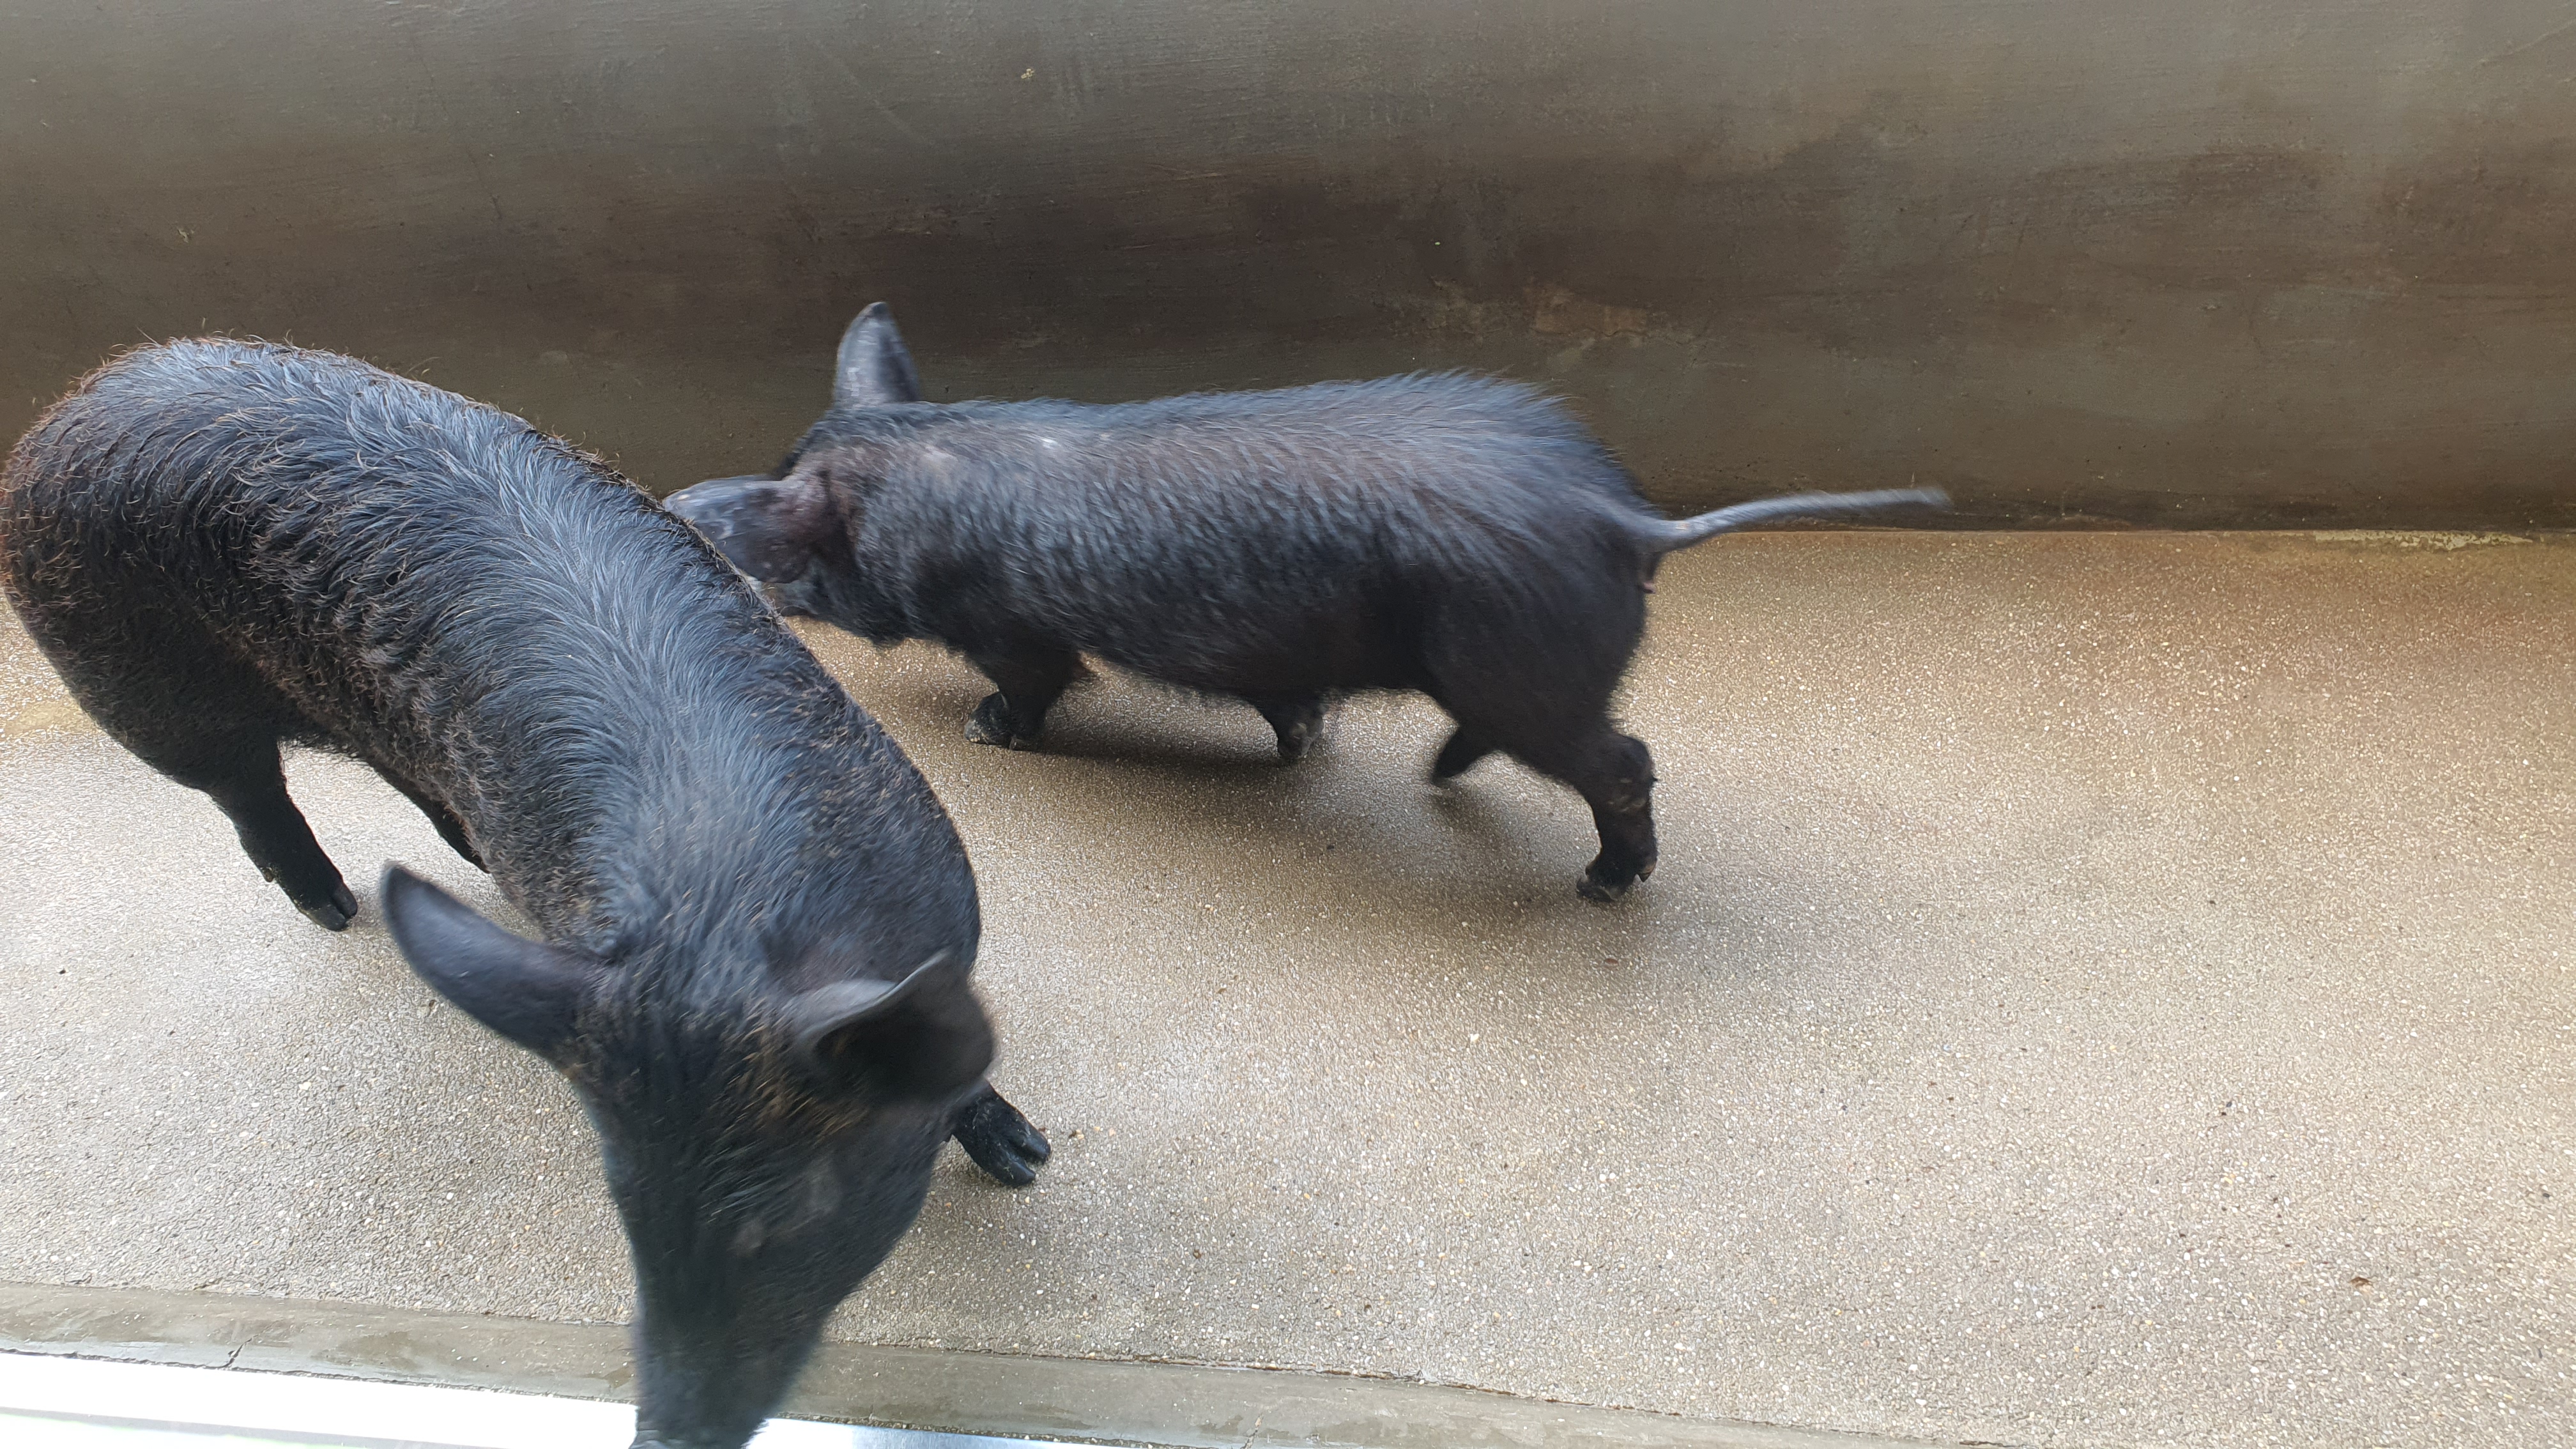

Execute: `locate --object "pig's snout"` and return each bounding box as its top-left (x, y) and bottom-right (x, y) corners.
top-left (663, 474), bottom-right (832, 588)
top-left (629, 1337), bottom-right (806, 1449)
top-left (663, 476), bottom-right (770, 568)
top-left (625, 1271), bottom-right (860, 1449)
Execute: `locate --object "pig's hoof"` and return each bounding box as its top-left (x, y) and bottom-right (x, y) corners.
top-left (1577, 865), bottom-right (1639, 905)
top-left (1429, 732), bottom-right (1494, 785)
top-left (954, 1092), bottom-right (1051, 1187)
top-left (1257, 697), bottom-right (1326, 763)
top-left (298, 882), bottom-right (360, 931)
top-left (965, 695), bottom-right (1040, 751)
top-left (1275, 721), bottom-right (1317, 764)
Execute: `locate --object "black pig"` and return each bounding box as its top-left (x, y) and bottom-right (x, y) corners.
top-left (668, 305), bottom-right (1945, 901)
top-left (0, 340), bottom-right (1050, 1449)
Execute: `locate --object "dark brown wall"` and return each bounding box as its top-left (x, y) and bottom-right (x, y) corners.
top-left (6, 1), bottom-right (2575, 526)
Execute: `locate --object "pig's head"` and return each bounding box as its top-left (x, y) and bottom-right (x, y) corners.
top-left (663, 303), bottom-right (922, 635)
top-left (379, 866), bottom-right (991, 1449)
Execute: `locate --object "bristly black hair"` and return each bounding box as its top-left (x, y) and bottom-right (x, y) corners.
top-left (3, 337), bottom-right (976, 995)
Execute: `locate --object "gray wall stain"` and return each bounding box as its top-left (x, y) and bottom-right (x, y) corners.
top-left (4, 1), bottom-right (2573, 526)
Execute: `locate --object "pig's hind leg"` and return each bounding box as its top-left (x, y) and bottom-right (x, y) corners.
top-left (1430, 725), bottom-right (1497, 783)
top-left (963, 643), bottom-right (1084, 751)
top-left (1526, 725), bottom-right (1659, 903)
top-left (375, 766), bottom-right (484, 870)
top-left (1443, 698), bottom-right (1657, 901)
top-left (38, 612), bottom-right (360, 929)
top-left (148, 731), bottom-right (360, 930)
top-left (1423, 593), bottom-right (1655, 901)
top-left (949, 1082), bottom-right (1051, 1186)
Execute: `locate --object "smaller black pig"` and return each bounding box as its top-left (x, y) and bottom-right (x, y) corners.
top-left (0, 340), bottom-right (1048, 1449)
top-left (668, 305), bottom-right (1943, 901)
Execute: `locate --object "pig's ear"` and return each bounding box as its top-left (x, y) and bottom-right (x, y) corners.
top-left (381, 866), bottom-right (601, 1059)
top-left (833, 302), bottom-right (924, 408)
top-left (787, 952), bottom-right (995, 1104)
top-left (664, 474), bottom-right (837, 583)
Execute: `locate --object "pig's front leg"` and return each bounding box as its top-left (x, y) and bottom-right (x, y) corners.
top-left (962, 645), bottom-right (1083, 751)
top-left (951, 1082), bottom-right (1050, 1186)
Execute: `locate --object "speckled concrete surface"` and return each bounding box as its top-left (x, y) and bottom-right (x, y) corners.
top-left (2, 532), bottom-right (2570, 1449)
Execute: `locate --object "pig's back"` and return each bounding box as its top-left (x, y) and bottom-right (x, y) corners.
top-left (860, 374), bottom-right (1652, 690)
top-left (3, 341), bottom-right (968, 951)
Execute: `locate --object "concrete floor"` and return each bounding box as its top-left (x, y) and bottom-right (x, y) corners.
top-left (1, 532), bottom-right (2569, 1449)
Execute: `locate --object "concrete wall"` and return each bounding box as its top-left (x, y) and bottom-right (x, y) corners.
top-left (4, 1), bottom-right (2573, 526)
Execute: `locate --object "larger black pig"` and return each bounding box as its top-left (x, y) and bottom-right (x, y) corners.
top-left (668, 305), bottom-right (1945, 902)
top-left (0, 340), bottom-right (1049, 1449)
